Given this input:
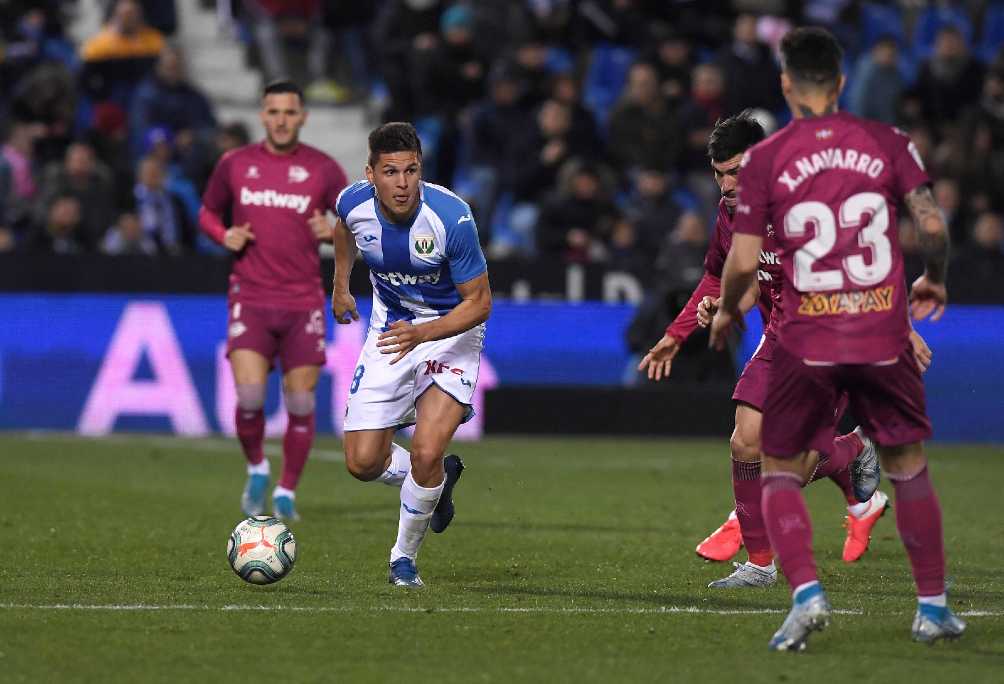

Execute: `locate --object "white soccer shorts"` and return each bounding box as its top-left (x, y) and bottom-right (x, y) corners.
top-left (343, 323), bottom-right (485, 431)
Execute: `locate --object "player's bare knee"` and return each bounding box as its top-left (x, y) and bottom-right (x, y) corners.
top-left (408, 442), bottom-right (446, 484)
top-left (730, 429), bottom-right (761, 462)
top-left (879, 442), bottom-right (927, 478)
top-left (343, 444), bottom-right (383, 482)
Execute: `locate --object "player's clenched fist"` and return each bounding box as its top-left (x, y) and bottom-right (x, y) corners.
top-left (332, 290), bottom-right (359, 325)
top-left (308, 209), bottom-right (333, 241)
top-left (224, 223), bottom-right (254, 252)
top-left (377, 320), bottom-right (428, 365)
top-left (637, 333), bottom-right (680, 381)
top-left (697, 296), bottom-right (721, 328)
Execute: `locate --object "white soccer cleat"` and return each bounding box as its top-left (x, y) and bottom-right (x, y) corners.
top-left (708, 561), bottom-right (778, 588)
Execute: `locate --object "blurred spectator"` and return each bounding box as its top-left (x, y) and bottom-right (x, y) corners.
top-left (372, 0), bottom-right (444, 121)
top-left (510, 35), bottom-right (555, 109)
top-left (950, 212), bottom-right (1004, 302)
top-left (86, 101), bottom-right (135, 209)
top-left (29, 194), bottom-right (86, 254)
top-left (644, 26), bottom-right (693, 106)
top-left (847, 36), bottom-right (904, 125)
top-left (678, 63), bottom-right (727, 217)
top-left (606, 213), bottom-right (649, 275)
top-left (535, 161), bottom-right (618, 263)
top-left (716, 14), bottom-right (783, 116)
top-left (0, 155), bottom-right (12, 251)
top-left (509, 99), bottom-right (586, 204)
top-left (130, 45), bottom-right (216, 161)
top-left (34, 142), bottom-right (116, 249)
top-left (913, 26), bottom-right (984, 129)
top-left (8, 62), bottom-right (76, 163)
top-left (80, 0), bottom-right (165, 107)
top-left (412, 3), bottom-right (488, 183)
top-left (550, 72), bottom-right (601, 156)
top-left (932, 177), bottom-right (969, 245)
top-left (653, 211), bottom-right (708, 290)
top-left (215, 122), bottom-right (252, 157)
top-left (1, 120), bottom-right (43, 232)
top-left (243, 0), bottom-right (345, 103)
top-left (624, 166), bottom-right (683, 254)
top-left (101, 210), bottom-right (156, 255)
top-left (132, 0), bottom-right (178, 36)
top-left (898, 215), bottom-right (923, 282)
top-left (141, 127), bottom-right (202, 228)
top-left (606, 61), bottom-right (680, 179)
top-left (134, 155), bottom-right (191, 254)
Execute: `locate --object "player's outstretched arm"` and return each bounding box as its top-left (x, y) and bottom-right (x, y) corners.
top-left (331, 217), bottom-right (359, 324)
top-left (904, 185), bottom-right (949, 321)
top-left (377, 272), bottom-right (491, 365)
top-left (710, 233), bottom-right (761, 350)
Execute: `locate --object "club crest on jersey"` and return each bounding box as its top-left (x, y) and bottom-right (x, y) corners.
top-left (288, 165), bottom-right (310, 183)
top-left (245, 165), bottom-right (260, 179)
top-left (816, 128), bottom-right (834, 140)
top-left (414, 234), bottom-right (435, 255)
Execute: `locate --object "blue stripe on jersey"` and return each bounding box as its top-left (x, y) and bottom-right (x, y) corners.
top-left (371, 276), bottom-right (417, 328)
top-left (422, 184), bottom-right (487, 284)
top-left (335, 181), bottom-right (373, 222)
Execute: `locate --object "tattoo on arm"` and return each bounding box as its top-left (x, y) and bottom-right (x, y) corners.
top-left (904, 185), bottom-right (950, 283)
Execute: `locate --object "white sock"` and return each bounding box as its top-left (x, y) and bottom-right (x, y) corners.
top-left (847, 500), bottom-right (871, 518)
top-left (749, 560), bottom-right (775, 571)
top-left (389, 472), bottom-right (444, 562)
top-left (247, 459), bottom-right (270, 476)
top-left (918, 593), bottom-right (947, 608)
top-left (273, 485), bottom-right (295, 499)
top-left (376, 443), bottom-right (411, 487)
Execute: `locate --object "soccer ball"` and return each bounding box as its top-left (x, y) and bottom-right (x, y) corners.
top-left (227, 516), bottom-right (296, 585)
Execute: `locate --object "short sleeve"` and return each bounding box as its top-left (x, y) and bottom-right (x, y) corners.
top-left (733, 148), bottom-right (770, 238)
top-left (889, 127), bottom-right (931, 198)
top-left (325, 159), bottom-right (349, 214)
top-left (202, 152), bottom-right (233, 213)
top-left (446, 216), bottom-right (488, 284)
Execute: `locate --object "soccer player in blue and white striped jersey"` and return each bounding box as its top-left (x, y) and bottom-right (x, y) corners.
top-left (331, 122), bottom-right (491, 587)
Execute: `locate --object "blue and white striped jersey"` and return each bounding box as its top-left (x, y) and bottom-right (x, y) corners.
top-left (335, 180), bottom-right (488, 331)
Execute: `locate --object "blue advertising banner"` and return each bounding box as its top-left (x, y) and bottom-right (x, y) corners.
top-left (0, 294), bottom-right (1000, 442)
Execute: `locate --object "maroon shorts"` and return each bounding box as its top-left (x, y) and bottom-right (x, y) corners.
top-left (226, 302), bottom-right (326, 372)
top-left (732, 333), bottom-right (776, 411)
top-left (761, 343), bottom-right (932, 458)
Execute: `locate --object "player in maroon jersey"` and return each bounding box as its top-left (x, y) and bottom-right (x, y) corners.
top-left (711, 27), bottom-right (962, 650)
top-left (640, 112), bottom-right (929, 588)
top-left (199, 80), bottom-right (349, 521)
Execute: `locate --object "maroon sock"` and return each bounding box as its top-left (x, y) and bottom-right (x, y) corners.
top-left (810, 432), bottom-right (862, 504)
top-left (762, 472), bottom-right (818, 589)
top-left (890, 467), bottom-right (945, 597)
top-left (279, 412), bottom-right (315, 490)
top-left (235, 407), bottom-right (265, 465)
top-left (732, 460), bottom-right (773, 566)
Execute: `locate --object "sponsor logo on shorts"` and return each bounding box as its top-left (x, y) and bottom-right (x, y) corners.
top-left (229, 322), bottom-right (247, 338)
top-left (798, 285), bottom-right (895, 317)
top-left (305, 309), bottom-right (324, 335)
top-left (374, 269), bottom-right (441, 286)
top-left (460, 377), bottom-right (472, 388)
top-left (362, 235), bottom-right (378, 243)
top-left (239, 186), bottom-right (311, 214)
top-left (423, 360), bottom-right (466, 376)
top-left (414, 234), bottom-right (435, 255)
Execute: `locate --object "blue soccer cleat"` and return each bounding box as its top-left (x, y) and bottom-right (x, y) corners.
top-left (241, 473), bottom-right (269, 517)
top-left (431, 454), bottom-right (465, 534)
top-left (850, 426), bottom-right (881, 503)
top-left (388, 557), bottom-right (424, 588)
top-left (912, 604), bottom-right (966, 644)
top-left (769, 585), bottom-right (832, 652)
top-left (272, 493), bottom-right (300, 521)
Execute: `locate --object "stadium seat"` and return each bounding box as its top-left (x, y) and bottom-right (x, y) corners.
top-left (913, 6), bottom-right (974, 60)
top-left (861, 2), bottom-right (906, 50)
top-left (583, 42), bottom-right (638, 129)
top-left (978, 3), bottom-right (1004, 62)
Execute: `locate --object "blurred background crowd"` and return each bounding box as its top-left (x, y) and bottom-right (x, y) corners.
top-left (1, 0), bottom-right (1002, 296)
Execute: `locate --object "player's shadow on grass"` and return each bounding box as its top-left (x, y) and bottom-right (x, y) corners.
top-left (306, 503), bottom-right (394, 518)
top-left (456, 520), bottom-right (670, 535)
top-left (467, 583), bottom-right (790, 611)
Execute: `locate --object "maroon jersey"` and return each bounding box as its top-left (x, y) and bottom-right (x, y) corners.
top-left (202, 142), bottom-right (348, 309)
top-left (704, 199), bottom-right (784, 333)
top-left (734, 112), bottom-right (929, 364)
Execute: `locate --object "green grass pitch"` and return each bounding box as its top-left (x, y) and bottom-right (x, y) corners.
top-left (2, 434), bottom-right (1002, 682)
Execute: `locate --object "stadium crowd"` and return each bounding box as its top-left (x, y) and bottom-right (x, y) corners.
top-left (1, 1), bottom-right (1002, 295)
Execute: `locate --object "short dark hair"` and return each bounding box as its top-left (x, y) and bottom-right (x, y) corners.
top-left (368, 122), bottom-right (423, 168)
top-left (263, 79), bottom-right (304, 104)
top-left (707, 109), bottom-right (766, 162)
top-left (780, 27), bottom-right (844, 92)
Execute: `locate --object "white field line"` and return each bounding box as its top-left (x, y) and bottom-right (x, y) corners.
top-left (0, 603), bottom-right (1000, 617)
top-left (19, 431), bottom-right (345, 463)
